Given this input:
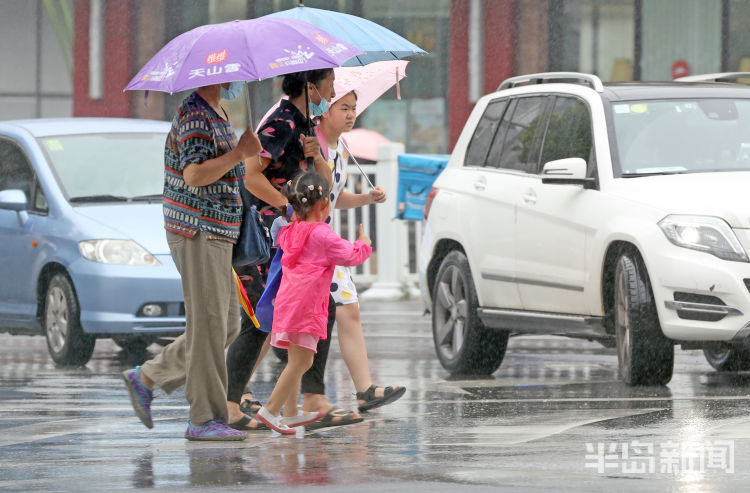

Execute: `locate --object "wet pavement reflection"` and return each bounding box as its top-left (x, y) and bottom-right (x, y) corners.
top-left (1, 300), bottom-right (750, 492)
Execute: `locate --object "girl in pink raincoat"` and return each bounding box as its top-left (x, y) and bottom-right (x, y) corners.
top-left (255, 171), bottom-right (372, 434)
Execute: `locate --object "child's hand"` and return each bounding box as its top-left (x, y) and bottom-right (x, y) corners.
top-left (357, 223), bottom-right (371, 246)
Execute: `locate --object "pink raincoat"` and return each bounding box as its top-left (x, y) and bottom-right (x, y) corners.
top-left (273, 220), bottom-right (372, 340)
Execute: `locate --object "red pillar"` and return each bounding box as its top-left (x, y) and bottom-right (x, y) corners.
top-left (73, 0), bottom-right (135, 117)
top-left (448, 0), bottom-right (470, 150)
top-left (484, 0), bottom-right (516, 94)
top-left (448, 0), bottom-right (517, 150)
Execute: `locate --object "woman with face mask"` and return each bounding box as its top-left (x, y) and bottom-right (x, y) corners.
top-left (121, 81), bottom-right (262, 440)
top-left (224, 69), bottom-right (366, 431)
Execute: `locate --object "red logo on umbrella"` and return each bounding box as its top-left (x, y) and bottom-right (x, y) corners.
top-left (314, 34), bottom-right (330, 45)
top-left (205, 49), bottom-right (228, 64)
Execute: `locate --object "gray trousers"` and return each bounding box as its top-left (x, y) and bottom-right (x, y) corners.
top-left (141, 231), bottom-right (240, 425)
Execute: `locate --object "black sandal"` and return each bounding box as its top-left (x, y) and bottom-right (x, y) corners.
top-left (356, 384), bottom-right (406, 412)
top-left (239, 398), bottom-right (262, 415)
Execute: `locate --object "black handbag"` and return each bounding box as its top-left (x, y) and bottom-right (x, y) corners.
top-left (232, 167), bottom-right (272, 268)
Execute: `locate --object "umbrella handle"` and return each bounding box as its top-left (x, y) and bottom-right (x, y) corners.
top-left (244, 83), bottom-right (253, 129)
top-left (304, 73), bottom-right (315, 168)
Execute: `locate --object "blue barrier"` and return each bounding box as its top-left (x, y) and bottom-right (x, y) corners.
top-left (396, 153), bottom-right (450, 220)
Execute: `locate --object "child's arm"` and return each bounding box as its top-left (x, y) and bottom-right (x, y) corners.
top-left (322, 225), bottom-right (372, 267)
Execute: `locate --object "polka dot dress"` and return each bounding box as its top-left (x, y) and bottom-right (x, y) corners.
top-left (328, 141), bottom-right (357, 306)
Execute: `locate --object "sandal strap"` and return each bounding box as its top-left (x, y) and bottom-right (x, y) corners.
top-left (355, 384), bottom-right (377, 400)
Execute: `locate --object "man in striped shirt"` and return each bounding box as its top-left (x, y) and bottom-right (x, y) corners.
top-left (122, 81), bottom-right (262, 441)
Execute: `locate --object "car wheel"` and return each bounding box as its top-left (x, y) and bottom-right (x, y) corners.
top-left (432, 250), bottom-right (508, 374)
top-left (703, 343), bottom-right (750, 371)
top-left (614, 253), bottom-right (674, 385)
top-left (43, 273), bottom-right (96, 366)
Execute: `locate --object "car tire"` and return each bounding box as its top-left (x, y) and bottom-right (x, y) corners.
top-left (703, 343), bottom-right (750, 371)
top-left (43, 273), bottom-right (96, 366)
top-left (432, 250), bottom-right (508, 374)
top-left (614, 252), bottom-right (674, 385)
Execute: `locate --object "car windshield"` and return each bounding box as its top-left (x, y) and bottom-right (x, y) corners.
top-left (38, 132), bottom-right (165, 202)
top-left (610, 98), bottom-right (750, 176)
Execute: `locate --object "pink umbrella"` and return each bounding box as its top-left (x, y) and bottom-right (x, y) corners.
top-left (257, 59), bottom-right (408, 130)
top-left (340, 128), bottom-right (393, 161)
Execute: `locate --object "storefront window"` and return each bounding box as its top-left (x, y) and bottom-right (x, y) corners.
top-left (359, 0), bottom-right (450, 154)
top-left (728, 0), bottom-right (750, 74)
top-left (549, 0), bottom-right (635, 82)
top-left (640, 0), bottom-right (721, 80)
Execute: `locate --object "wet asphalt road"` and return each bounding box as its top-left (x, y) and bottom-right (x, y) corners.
top-left (2, 299), bottom-right (750, 492)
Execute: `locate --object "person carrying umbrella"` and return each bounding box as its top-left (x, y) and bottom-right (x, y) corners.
top-left (225, 68), bottom-right (367, 430)
top-left (316, 89), bottom-right (406, 412)
top-left (122, 81), bottom-right (262, 441)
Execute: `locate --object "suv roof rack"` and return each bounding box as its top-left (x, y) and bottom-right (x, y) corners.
top-left (675, 72), bottom-right (750, 83)
top-left (497, 72), bottom-right (604, 93)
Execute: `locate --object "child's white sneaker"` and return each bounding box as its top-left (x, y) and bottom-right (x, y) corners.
top-left (255, 406), bottom-right (295, 435)
top-left (282, 410), bottom-right (325, 428)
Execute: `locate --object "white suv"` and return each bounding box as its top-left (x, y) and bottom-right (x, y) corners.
top-left (418, 72), bottom-right (750, 385)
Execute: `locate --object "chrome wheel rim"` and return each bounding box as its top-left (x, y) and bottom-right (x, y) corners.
top-left (434, 264), bottom-right (468, 361)
top-left (45, 286), bottom-right (68, 353)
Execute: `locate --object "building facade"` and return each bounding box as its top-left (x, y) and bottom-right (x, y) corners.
top-left (3, 0), bottom-right (750, 153)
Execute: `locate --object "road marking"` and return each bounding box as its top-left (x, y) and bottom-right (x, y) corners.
top-left (425, 408), bottom-right (667, 446)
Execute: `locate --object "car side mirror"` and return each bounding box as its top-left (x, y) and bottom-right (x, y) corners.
top-left (541, 158), bottom-right (596, 189)
top-left (0, 189), bottom-right (29, 225)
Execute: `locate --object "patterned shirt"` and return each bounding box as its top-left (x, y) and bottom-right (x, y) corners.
top-left (163, 91), bottom-right (244, 242)
top-left (255, 99), bottom-right (311, 216)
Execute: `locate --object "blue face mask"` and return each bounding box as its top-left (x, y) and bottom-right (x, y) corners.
top-left (221, 81), bottom-right (244, 100)
top-left (309, 85), bottom-right (331, 117)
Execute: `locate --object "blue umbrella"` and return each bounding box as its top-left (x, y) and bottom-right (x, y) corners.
top-left (262, 4), bottom-right (427, 66)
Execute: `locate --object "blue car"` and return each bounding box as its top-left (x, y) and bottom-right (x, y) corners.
top-left (0, 118), bottom-right (185, 365)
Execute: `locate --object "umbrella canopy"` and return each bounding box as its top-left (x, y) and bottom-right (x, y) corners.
top-left (257, 59), bottom-right (408, 130)
top-left (124, 17), bottom-right (362, 94)
top-left (262, 6), bottom-right (426, 66)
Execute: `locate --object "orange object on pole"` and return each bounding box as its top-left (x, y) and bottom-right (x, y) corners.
top-left (232, 268), bottom-right (260, 328)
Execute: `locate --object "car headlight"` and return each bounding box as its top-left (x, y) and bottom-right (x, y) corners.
top-left (658, 215), bottom-right (748, 262)
top-left (79, 239), bottom-right (161, 265)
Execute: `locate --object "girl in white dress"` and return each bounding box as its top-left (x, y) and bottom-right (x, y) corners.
top-left (315, 91), bottom-right (406, 412)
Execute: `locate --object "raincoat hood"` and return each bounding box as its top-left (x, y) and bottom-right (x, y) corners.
top-left (276, 220), bottom-right (318, 268)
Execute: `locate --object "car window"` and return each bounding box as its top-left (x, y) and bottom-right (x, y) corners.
top-left (465, 99), bottom-right (508, 167)
top-left (491, 96), bottom-right (548, 173)
top-left (38, 132), bottom-right (165, 201)
top-left (611, 98), bottom-right (750, 176)
top-left (540, 96), bottom-right (593, 167)
top-left (0, 138), bottom-right (33, 200)
top-left (33, 179), bottom-right (48, 212)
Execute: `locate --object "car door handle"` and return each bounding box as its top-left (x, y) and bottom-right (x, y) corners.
top-left (473, 176), bottom-right (487, 191)
top-left (522, 190), bottom-right (537, 204)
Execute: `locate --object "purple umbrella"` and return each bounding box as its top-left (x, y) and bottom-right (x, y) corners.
top-left (124, 17), bottom-right (362, 94)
